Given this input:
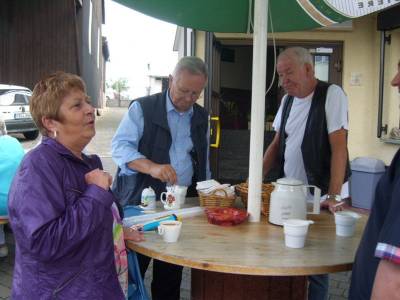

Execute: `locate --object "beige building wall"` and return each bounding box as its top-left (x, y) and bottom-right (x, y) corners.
top-left (207, 15), bottom-right (400, 164)
top-left (195, 31), bottom-right (206, 107)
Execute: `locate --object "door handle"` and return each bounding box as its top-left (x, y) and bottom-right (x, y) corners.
top-left (210, 116), bottom-right (220, 148)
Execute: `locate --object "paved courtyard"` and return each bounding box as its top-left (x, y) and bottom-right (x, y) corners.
top-left (0, 107), bottom-right (351, 299)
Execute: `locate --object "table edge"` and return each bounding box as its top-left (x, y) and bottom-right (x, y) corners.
top-left (128, 241), bottom-right (353, 276)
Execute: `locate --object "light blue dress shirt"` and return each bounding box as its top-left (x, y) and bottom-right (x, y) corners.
top-left (111, 91), bottom-right (211, 187)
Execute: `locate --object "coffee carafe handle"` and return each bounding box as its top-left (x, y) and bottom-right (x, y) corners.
top-left (304, 185), bottom-right (321, 215)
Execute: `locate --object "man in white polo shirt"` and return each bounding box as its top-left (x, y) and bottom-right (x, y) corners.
top-left (263, 47), bottom-right (351, 300)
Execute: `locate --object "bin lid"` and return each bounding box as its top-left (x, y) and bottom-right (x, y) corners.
top-left (350, 157), bottom-right (386, 173)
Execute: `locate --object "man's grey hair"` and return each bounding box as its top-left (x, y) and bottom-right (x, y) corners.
top-left (172, 56), bottom-right (208, 78)
top-left (278, 47), bottom-right (314, 67)
top-left (0, 118), bottom-right (7, 136)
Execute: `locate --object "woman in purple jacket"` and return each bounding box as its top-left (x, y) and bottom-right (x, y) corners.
top-left (8, 72), bottom-right (143, 299)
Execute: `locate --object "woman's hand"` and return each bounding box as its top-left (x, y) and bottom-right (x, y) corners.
top-left (85, 169), bottom-right (112, 190)
top-left (123, 225), bottom-right (145, 242)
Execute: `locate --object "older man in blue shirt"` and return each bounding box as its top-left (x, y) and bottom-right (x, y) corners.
top-left (111, 83), bottom-right (210, 190)
top-left (111, 56), bottom-right (210, 300)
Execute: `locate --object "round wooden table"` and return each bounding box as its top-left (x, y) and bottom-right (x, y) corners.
top-left (127, 205), bottom-right (367, 299)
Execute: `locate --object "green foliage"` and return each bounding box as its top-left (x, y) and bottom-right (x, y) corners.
top-left (109, 78), bottom-right (129, 95)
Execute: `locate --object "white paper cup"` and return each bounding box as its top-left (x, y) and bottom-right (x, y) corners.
top-left (157, 220), bottom-right (182, 243)
top-left (283, 219), bottom-right (314, 249)
top-left (334, 211), bottom-right (361, 237)
top-left (174, 186), bottom-right (188, 205)
top-left (285, 235), bottom-right (307, 248)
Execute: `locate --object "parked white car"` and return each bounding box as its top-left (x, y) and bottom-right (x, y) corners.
top-left (0, 84), bottom-right (39, 140)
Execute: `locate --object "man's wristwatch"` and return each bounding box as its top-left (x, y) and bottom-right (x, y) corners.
top-left (327, 194), bottom-right (342, 202)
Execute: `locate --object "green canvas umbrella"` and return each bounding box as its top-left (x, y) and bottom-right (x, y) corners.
top-left (113, 0), bottom-right (399, 33)
top-left (112, 0), bottom-right (400, 222)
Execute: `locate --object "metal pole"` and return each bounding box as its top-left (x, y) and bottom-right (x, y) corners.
top-left (191, 30), bottom-right (196, 56)
top-left (377, 31), bottom-right (387, 138)
top-left (204, 32), bottom-right (213, 112)
top-left (248, 0), bottom-right (268, 222)
top-left (183, 27), bottom-right (188, 57)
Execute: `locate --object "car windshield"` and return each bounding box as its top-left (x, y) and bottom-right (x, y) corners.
top-left (0, 93), bottom-right (15, 106)
top-left (0, 91), bottom-right (29, 106)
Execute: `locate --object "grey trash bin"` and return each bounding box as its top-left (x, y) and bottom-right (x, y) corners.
top-left (350, 157), bottom-right (386, 209)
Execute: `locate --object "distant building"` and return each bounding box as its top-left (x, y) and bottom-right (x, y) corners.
top-left (146, 75), bottom-right (169, 96)
top-left (0, 0), bottom-right (109, 109)
top-left (173, 27), bottom-right (195, 59)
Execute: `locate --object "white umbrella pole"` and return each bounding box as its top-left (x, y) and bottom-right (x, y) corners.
top-left (247, 0), bottom-right (268, 222)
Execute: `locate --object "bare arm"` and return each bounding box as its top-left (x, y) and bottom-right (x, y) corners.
top-left (263, 132), bottom-right (280, 177)
top-left (322, 128), bottom-right (348, 212)
top-left (123, 226), bottom-right (145, 242)
top-left (127, 158), bottom-right (177, 185)
top-left (371, 259), bottom-right (400, 299)
top-left (328, 128), bottom-right (347, 194)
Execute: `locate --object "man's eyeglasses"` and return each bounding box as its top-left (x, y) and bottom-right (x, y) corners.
top-left (176, 86), bottom-right (202, 99)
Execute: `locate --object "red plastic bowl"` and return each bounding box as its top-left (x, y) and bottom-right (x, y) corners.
top-left (205, 207), bottom-right (249, 226)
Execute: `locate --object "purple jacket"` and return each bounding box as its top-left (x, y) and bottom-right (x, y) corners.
top-left (8, 138), bottom-right (124, 300)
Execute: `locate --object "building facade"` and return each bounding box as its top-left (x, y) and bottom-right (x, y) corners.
top-left (0, 0), bottom-right (109, 108)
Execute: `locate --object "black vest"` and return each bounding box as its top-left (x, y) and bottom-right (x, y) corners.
top-left (112, 91), bottom-right (209, 206)
top-left (277, 81), bottom-right (350, 195)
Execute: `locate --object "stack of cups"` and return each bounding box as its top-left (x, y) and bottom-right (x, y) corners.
top-left (334, 211), bottom-right (361, 237)
top-left (283, 219), bottom-right (314, 248)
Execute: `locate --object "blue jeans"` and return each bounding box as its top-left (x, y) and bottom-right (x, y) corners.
top-left (308, 274), bottom-right (329, 300)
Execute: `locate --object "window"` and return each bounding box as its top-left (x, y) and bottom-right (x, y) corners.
top-left (14, 94), bottom-right (28, 105)
top-left (314, 55), bottom-right (330, 82)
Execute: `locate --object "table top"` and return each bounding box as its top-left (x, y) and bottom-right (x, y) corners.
top-left (127, 201), bottom-right (368, 276)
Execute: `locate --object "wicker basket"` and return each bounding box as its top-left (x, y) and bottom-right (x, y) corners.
top-left (198, 188), bottom-right (236, 208)
top-left (235, 183), bottom-right (274, 217)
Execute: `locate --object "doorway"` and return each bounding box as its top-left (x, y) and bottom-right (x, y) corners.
top-left (208, 40), bottom-right (344, 184)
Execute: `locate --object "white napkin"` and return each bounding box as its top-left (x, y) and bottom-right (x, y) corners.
top-left (196, 180), bottom-right (235, 196)
top-left (196, 179), bottom-right (220, 190)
